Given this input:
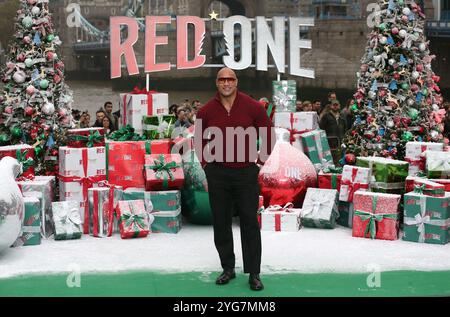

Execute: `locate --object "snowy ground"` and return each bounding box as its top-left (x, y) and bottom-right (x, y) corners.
top-left (1, 222), bottom-right (450, 279)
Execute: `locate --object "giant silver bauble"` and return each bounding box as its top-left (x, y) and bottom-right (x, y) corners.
top-left (0, 157), bottom-right (24, 253)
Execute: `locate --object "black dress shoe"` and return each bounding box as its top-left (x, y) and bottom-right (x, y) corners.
top-left (215, 269), bottom-right (236, 285)
top-left (249, 274), bottom-right (264, 291)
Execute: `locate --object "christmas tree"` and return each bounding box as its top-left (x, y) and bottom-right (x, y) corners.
top-left (0, 0), bottom-right (74, 176)
top-left (342, 0), bottom-right (446, 162)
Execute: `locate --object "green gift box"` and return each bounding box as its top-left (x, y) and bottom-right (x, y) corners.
top-left (142, 115), bottom-right (176, 140)
top-left (13, 197), bottom-right (41, 247)
top-left (337, 201), bottom-right (354, 228)
top-left (151, 208), bottom-right (182, 234)
top-left (301, 188), bottom-right (339, 229)
top-left (426, 151), bottom-right (450, 179)
top-left (403, 192), bottom-right (450, 245)
top-left (146, 191), bottom-right (180, 212)
top-left (123, 189), bottom-right (180, 213)
top-left (272, 80), bottom-right (296, 112)
top-left (356, 157), bottom-right (408, 185)
top-left (52, 201), bottom-right (83, 241)
top-left (300, 130), bottom-right (333, 171)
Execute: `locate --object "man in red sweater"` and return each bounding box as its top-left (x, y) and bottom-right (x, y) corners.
top-left (195, 68), bottom-right (274, 291)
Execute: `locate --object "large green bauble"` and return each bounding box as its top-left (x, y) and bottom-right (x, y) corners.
top-left (408, 108), bottom-right (419, 120)
top-left (402, 131), bottom-right (413, 141)
top-left (11, 125), bottom-right (23, 138)
top-left (46, 34), bottom-right (55, 42)
top-left (40, 79), bottom-right (49, 89)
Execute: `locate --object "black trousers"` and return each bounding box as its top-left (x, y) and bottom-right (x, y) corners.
top-left (204, 162), bottom-right (261, 274)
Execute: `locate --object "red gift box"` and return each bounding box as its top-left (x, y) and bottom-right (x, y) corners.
top-left (106, 140), bottom-right (173, 189)
top-left (67, 128), bottom-right (106, 148)
top-left (117, 200), bottom-right (150, 239)
top-left (429, 179), bottom-right (450, 192)
top-left (412, 179), bottom-right (446, 197)
top-left (144, 154), bottom-right (184, 191)
top-left (352, 191), bottom-right (401, 241)
top-left (0, 144), bottom-right (35, 179)
top-left (318, 171), bottom-right (342, 191)
top-left (405, 176), bottom-right (423, 193)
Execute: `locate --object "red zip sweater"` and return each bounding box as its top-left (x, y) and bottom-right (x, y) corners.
top-left (195, 91), bottom-right (274, 168)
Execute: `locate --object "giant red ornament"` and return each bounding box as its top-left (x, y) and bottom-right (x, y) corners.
top-left (258, 141), bottom-right (317, 208)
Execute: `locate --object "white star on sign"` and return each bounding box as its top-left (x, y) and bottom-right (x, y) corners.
top-left (209, 10), bottom-right (219, 20)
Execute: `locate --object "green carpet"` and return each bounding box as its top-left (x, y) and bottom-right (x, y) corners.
top-left (1, 270), bottom-right (450, 297)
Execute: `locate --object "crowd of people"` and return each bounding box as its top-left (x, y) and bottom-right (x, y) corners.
top-left (71, 92), bottom-right (450, 149)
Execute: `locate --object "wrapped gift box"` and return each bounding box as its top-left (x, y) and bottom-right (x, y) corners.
top-left (429, 179), bottom-right (450, 192)
top-left (300, 130), bottom-right (333, 171)
top-left (151, 208), bottom-right (182, 233)
top-left (425, 150), bottom-right (450, 179)
top-left (59, 146), bottom-right (106, 178)
top-left (106, 140), bottom-right (172, 189)
top-left (258, 195), bottom-right (264, 213)
top-left (356, 156), bottom-right (408, 185)
top-left (142, 115), bottom-right (176, 140)
top-left (17, 176), bottom-right (55, 238)
top-left (12, 197), bottom-right (41, 247)
top-left (318, 168), bottom-right (342, 191)
top-left (66, 128), bottom-right (106, 148)
top-left (146, 190), bottom-right (181, 212)
top-left (301, 188), bottom-right (339, 229)
top-left (405, 176), bottom-right (424, 193)
top-left (339, 165), bottom-right (370, 202)
top-left (0, 144), bottom-right (35, 179)
top-left (272, 80), bottom-right (296, 112)
top-left (274, 112), bottom-right (318, 132)
top-left (412, 178), bottom-right (445, 197)
top-left (117, 200), bottom-right (152, 239)
top-left (59, 178), bottom-right (106, 233)
top-left (259, 203), bottom-right (302, 232)
top-left (52, 201), bottom-right (83, 240)
top-left (144, 154), bottom-right (184, 191)
top-left (403, 192), bottom-right (450, 244)
top-left (88, 186), bottom-right (123, 237)
top-left (337, 201), bottom-right (354, 228)
top-left (405, 142), bottom-right (444, 176)
top-left (119, 90), bottom-right (169, 134)
top-left (352, 191), bottom-right (401, 240)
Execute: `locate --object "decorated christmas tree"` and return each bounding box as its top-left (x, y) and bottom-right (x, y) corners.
top-left (342, 0), bottom-right (446, 163)
top-left (0, 0), bottom-right (74, 176)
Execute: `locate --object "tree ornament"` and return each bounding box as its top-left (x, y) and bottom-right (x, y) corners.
top-left (27, 0), bottom-right (37, 4)
top-left (368, 91), bottom-right (376, 99)
top-left (345, 153), bottom-right (356, 165)
top-left (392, 27), bottom-right (399, 34)
top-left (47, 34), bottom-right (55, 42)
top-left (380, 36), bottom-right (387, 44)
top-left (408, 108), bottom-right (419, 120)
top-left (40, 79), bottom-right (49, 89)
top-left (402, 7), bottom-right (411, 15)
top-left (399, 29), bottom-right (407, 38)
top-left (416, 64), bottom-right (424, 72)
top-left (16, 53), bottom-right (26, 62)
top-left (411, 84), bottom-right (419, 92)
top-left (412, 71), bottom-right (420, 79)
top-left (419, 43), bottom-right (426, 51)
top-left (13, 70), bottom-right (26, 83)
top-left (386, 120), bottom-right (395, 128)
top-left (31, 6), bottom-right (40, 16)
top-left (407, 98), bottom-right (415, 106)
top-left (402, 131), bottom-right (413, 141)
top-left (422, 88), bottom-right (428, 96)
top-left (4, 106), bottom-right (13, 114)
top-left (46, 52), bottom-right (56, 61)
top-left (26, 85), bottom-right (35, 95)
top-left (432, 75), bottom-right (441, 82)
top-left (430, 130), bottom-right (439, 140)
top-left (432, 104), bottom-right (440, 111)
top-left (388, 58), bottom-right (396, 66)
top-left (24, 106), bottom-right (34, 116)
top-left (53, 74), bottom-right (61, 84)
top-left (401, 15), bottom-right (409, 23)
top-left (25, 58), bottom-right (33, 68)
top-left (379, 23), bottom-right (386, 31)
top-left (42, 102), bottom-right (55, 115)
top-left (11, 125), bottom-right (23, 138)
top-left (23, 36), bottom-right (31, 44)
top-left (22, 16), bottom-right (33, 28)
top-left (351, 104), bottom-right (358, 112)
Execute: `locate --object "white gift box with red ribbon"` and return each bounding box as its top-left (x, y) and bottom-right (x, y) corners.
top-left (258, 203), bottom-right (301, 232)
top-left (339, 165), bottom-right (371, 202)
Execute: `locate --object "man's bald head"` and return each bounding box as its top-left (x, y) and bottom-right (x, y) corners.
top-left (216, 67), bottom-right (237, 80)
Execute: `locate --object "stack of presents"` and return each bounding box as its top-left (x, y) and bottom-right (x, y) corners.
top-left (2, 81), bottom-right (450, 247)
top-left (2, 88), bottom-right (188, 246)
top-left (258, 80), bottom-right (450, 245)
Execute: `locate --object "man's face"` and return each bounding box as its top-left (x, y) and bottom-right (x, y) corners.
top-left (177, 110), bottom-right (186, 121)
top-left (331, 103), bottom-right (340, 112)
top-left (216, 69), bottom-right (238, 98)
top-left (329, 93), bottom-right (336, 101)
top-left (303, 104), bottom-right (312, 112)
top-left (97, 112), bottom-right (105, 122)
top-left (105, 103), bottom-right (113, 113)
top-left (313, 102), bottom-right (321, 112)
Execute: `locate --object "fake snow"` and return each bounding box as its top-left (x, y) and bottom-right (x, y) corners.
top-left (1, 222), bottom-right (450, 278)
